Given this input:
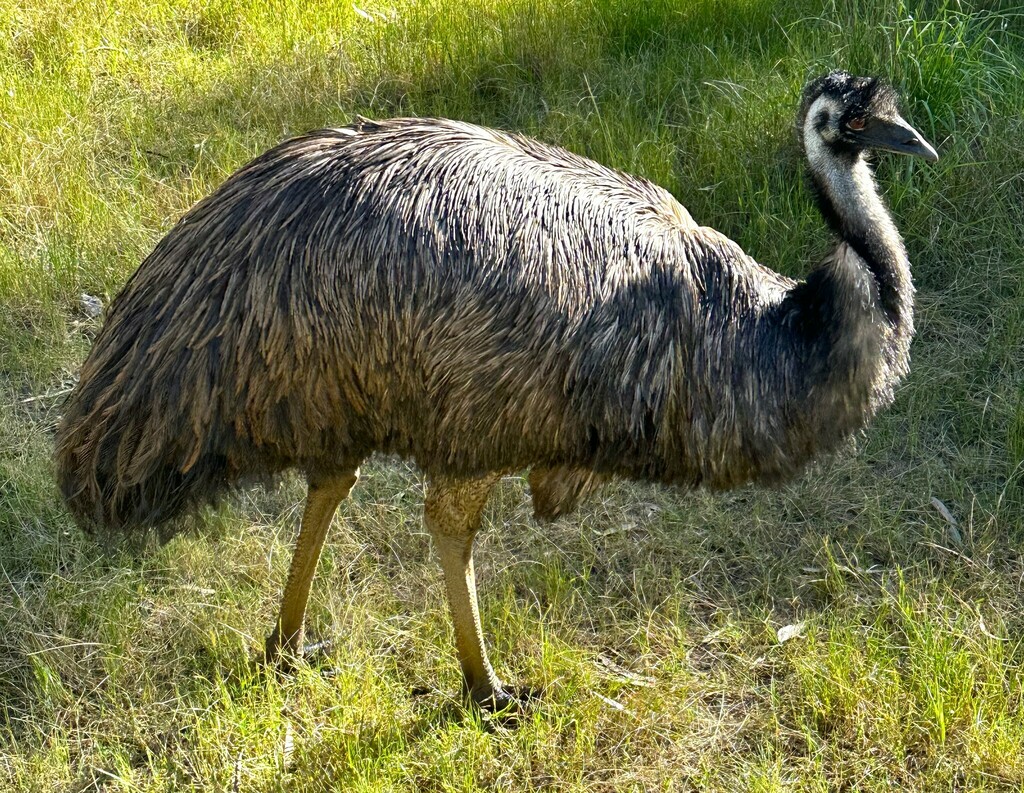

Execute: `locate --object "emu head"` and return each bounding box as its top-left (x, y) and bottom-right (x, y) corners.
top-left (797, 71), bottom-right (938, 165)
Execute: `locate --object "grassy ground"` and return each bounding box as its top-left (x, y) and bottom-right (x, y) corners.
top-left (2, 0), bottom-right (1023, 789)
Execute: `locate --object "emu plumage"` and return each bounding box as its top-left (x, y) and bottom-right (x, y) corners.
top-left (56, 72), bottom-right (936, 710)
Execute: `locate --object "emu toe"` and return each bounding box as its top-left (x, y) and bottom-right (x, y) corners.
top-left (468, 681), bottom-right (543, 716)
top-left (262, 634), bottom-right (341, 681)
top-left (263, 629), bottom-right (334, 670)
top-left (263, 630), bottom-right (297, 671)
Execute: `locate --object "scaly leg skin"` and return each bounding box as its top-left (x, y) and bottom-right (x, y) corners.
top-left (426, 474), bottom-right (542, 714)
top-left (528, 466), bottom-right (607, 522)
top-left (264, 469), bottom-right (359, 670)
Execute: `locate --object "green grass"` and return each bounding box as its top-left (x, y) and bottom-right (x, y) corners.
top-left (2, 0), bottom-right (1024, 789)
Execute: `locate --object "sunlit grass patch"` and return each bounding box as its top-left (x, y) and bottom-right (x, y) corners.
top-left (782, 579), bottom-right (1024, 789)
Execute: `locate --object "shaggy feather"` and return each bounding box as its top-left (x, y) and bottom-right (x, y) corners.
top-left (55, 77), bottom-right (921, 532)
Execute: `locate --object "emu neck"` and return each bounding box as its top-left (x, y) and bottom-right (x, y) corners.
top-left (806, 149), bottom-right (913, 327)
top-left (776, 131), bottom-right (917, 444)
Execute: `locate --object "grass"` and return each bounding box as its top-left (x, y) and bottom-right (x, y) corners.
top-left (2, 0), bottom-right (1023, 789)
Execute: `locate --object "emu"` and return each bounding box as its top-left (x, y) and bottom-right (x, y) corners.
top-left (56, 72), bottom-right (937, 711)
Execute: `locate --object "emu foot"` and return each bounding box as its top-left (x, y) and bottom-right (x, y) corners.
top-left (467, 681), bottom-right (543, 718)
top-left (263, 629), bottom-right (296, 671)
top-left (263, 631), bottom-right (334, 674)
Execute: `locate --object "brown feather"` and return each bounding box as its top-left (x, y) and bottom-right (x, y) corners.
top-left (55, 110), bottom-right (914, 532)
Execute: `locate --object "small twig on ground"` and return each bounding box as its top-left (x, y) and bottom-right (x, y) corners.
top-left (18, 386), bottom-right (74, 405)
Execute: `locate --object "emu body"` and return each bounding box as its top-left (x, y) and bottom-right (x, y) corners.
top-left (56, 72), bottom-right (936, 710)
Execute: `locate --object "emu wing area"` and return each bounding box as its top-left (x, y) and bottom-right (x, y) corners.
top-left (56, 117), bottom-right (793, 528)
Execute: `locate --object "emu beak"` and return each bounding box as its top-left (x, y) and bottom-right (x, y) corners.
top-left (864, 114), bottom-right (939, 162)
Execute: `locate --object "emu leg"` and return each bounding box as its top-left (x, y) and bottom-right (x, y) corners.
top-left (265, 469), bottom-right (358, 668)
top-left (426, 474), bottom-right (537, 712)
top-left (528, 466), bottom-right (607, 522)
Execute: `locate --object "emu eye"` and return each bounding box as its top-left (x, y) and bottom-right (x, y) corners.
top-left (846, 117), bottom-right (867, 131)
